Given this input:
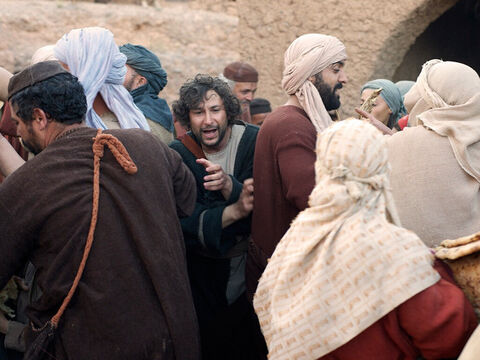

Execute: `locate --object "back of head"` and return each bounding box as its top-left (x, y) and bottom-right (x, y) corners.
top-left (250, 98), bottom-right (271, 116)
top-left (395, 80), bottom-right (415, 98)
top-left (9, 61), bottom-right (87, 125)
top-left (53, 27), bottom-right (148, 130)
top-left (223, 61), bottom-right (258, 83)
top-left (119, 43), bottom-right (167, 93)
top-left (315, 119), bottom-right (387, 186)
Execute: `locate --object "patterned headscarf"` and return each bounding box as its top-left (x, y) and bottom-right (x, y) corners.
top-left (405, 59), bottom-right (480, 182)
top-left (254, 120), bottom-right (440, 360)
top-left (281, 34), bottom-right (347, 133)
top-left (361, 79), bottom-right (407, 128)
top-left (54, 27), bottom-right (149, 130)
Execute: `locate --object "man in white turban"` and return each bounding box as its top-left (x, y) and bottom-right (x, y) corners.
top-left (387, 59), bottom-right (480, 248)
top-left (247, 34), bottom-right (348, 297)
top-left (54, 27), bottom-right (150, 131)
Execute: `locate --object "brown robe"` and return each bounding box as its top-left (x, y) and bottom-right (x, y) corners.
top-left (247, 106), bottom-right (316, 296)
top-left (0, 127), bottom-right (200, 360)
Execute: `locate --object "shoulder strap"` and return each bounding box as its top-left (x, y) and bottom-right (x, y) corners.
top-left (34, 129), bottom-right (138, 331)
top-left (178, 133), bottom-right (206, 159)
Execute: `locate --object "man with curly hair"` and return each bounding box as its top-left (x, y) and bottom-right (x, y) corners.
top-left (170, 74), bottom-right (265, 359)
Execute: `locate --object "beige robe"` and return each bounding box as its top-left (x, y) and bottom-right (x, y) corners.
top-left (388, 126), bottom-right (480, 248)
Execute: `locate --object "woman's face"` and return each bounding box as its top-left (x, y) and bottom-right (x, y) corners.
top-left (360, 88), bottom-right (392, 126)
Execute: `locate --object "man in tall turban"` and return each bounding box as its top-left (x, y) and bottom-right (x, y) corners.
top-left (247, 33), bottom-right (348, 297)
top-left (120, 44), bottom-right (174, 144)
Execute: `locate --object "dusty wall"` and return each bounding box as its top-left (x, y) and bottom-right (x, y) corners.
top-left (0, 0), bottom-right (239, 105)
top-left (236, 0), bottom-right (458, 117)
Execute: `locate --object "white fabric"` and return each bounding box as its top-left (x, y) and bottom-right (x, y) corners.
top-left (254, 120), bottom-right (440, 360)
top-left (54, 27), bottom-right (149, 130)
top-left (281, 34), bottom-right (347, 133)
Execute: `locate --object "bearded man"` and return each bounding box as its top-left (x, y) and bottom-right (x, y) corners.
top-left (119, 43), bottom-right (174, 144)
top-left (170, 74), bottom-right (266, 359)
top-left (247, 33), bottom-right (348, 296)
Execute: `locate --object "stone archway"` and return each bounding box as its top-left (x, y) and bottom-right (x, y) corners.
top-left (393, 0), bottom-right (480, 81)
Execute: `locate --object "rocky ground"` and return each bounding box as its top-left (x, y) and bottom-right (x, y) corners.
top-left (0, 0), bottom-right (239, 104)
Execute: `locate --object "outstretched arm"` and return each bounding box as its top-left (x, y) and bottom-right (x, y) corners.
top-left (0, 67), bottom-right (12, 102)
top-left (0, 136), bottom-right (25, 177)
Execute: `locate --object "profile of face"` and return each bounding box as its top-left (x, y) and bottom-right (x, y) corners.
top-left (189, 89), bottom-right (231, 153)
top-left (312, 61), bottom-right (348, 111)
top-left (10, 104), bottom-right (44, 155)
top-left (360, 88), bottom-right (392, 126)
top-left (232, 82), bottom-right (257, 111)
top-left (123, 64), bottom-right (147, 92)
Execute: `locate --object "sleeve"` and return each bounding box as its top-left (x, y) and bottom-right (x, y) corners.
top-left (276, 131), bottom-right (316, 211)
top-left (4, 321), bottom-right (26, 352)
top-left (397, 263), bottom-right (478, 359)
top-left (0, 198), bottom-right (34, 290)
top-left (168, 146), bottom-right (197, 218)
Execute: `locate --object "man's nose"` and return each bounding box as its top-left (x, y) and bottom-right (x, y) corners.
top-left (339, 70), bottom-right (348, 84)
top-left (245, 92), bottom-right (254, 102)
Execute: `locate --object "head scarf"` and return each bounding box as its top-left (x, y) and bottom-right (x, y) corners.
top-left (254, 119), bottom-right (440, 360)
top-left (361, 79), bottom-right (407, 128)
top-left (54, 27), bottom-right (149, 130)
top-left (30, 45), bottom-right (57, 65)
top-left (223, 61), bottom-right (258, 82)
top-left (405, 59), bottom-right (480, 182)
top-left (281, 34), bottom-right (347, 133)
top-left (119, 43), bottom-right (173, 132)
top-left (395, 80), bottom-right (415, 98)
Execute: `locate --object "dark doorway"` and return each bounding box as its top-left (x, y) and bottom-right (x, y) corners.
top-left (393, 0), bottom-right (480, 81)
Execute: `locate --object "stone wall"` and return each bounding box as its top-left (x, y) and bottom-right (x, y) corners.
top-left (0, 0), bottom-right (239, 104)
top-left (236, 0), bottom-right (457, 117)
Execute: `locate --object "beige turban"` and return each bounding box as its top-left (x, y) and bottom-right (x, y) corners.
top-left (281, 34), bottom-right (347, 132)
top-left (254, 119), bottom-right (440, 360)
top-left (405, 59), bottom-right (480, 182)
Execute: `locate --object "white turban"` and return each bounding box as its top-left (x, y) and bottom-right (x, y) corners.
top-left (54, 27), bottom-right (149, 131)
top-left (281, 34), bottom-right (347, 132)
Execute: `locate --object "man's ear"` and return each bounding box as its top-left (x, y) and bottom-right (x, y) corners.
top-left (32, 108), bottom-right (49, 130)
top-left (137, 75), bottom-right (147, 87)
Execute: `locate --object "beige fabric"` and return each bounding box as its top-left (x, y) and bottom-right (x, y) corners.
top-left (281, 34), bottom-right (347, 133)
top-left (254, 119), bottom-right (439, 360)
top-left (389, 60), bottom-right (480, 248)
top-left (405, 59), bottom-right (480, 182)
top-left (459, 325), bottom-right (480, 360)
top-left (147, 119), bottom-right (174, 145)
top-left (30, 45), bottom-right (57, 65)
top-left (0, 67), bottom-right (13, 102)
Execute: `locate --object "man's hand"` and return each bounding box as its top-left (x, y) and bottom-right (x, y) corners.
top-left (196, 158), bottom-right (233, 200)
top-left (354, 108), bottom-right (394, 135)
top-left (221, 178), bottom-right (254, 228)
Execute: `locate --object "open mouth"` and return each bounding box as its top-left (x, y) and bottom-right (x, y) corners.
top-left (202, 128), bottom-right (218, 140)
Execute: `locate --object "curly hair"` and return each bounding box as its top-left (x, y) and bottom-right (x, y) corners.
top-left (10, 72), bottom-right (87, 125)
top-left (172, 74), bottom-right (241, 128)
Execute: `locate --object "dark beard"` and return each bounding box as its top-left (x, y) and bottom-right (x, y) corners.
top-left (313, 74), bottom-right (342, 111)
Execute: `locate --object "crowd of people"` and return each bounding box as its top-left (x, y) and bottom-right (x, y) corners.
top-left (0, 26), bottom-right (480, 360)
